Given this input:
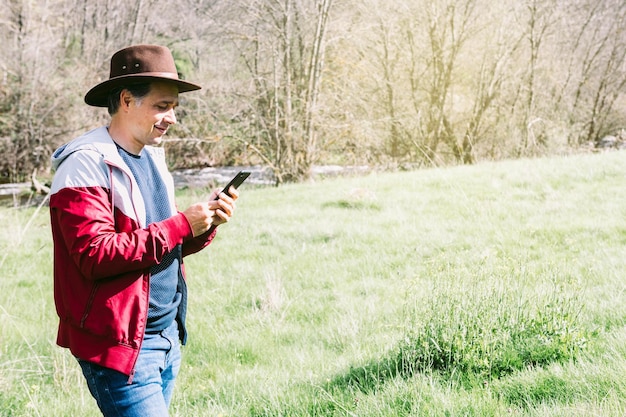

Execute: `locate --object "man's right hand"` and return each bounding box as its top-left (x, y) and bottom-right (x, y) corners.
top-left (182, 187), bottom-right (238, 236)
top-left (182, 202), bottom-right (214, 237)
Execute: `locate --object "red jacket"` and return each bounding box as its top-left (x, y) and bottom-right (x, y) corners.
top-left (49, 127), bottom-right (214, 376)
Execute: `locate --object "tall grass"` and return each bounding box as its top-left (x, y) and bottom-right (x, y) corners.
top-left (2, 151), bottom-right (626, 416)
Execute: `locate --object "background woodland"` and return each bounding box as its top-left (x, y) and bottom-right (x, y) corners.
top-left (1, 0), bottom-right (626, 183)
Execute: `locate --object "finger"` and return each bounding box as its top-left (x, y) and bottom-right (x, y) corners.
top-left (218, 192), bottom-right (235, 206)
top-left (216, 199), bottom-right (234, 217)
top-left (212, 209), bottom-right (230, 225)
top-left (208, 197), bottom-right (232, 211)
top-left (227, 186), bottom-right (240, 201)
top-left (217, 209), bottom-right (230, 222)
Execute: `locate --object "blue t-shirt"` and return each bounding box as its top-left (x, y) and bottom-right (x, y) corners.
top-left (117, 145), bottom-right (182, 333)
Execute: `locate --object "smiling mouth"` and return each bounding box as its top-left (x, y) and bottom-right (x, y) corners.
top-left (154, 125), bottom-right (168, 135)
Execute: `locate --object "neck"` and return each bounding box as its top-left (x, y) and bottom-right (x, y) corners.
top-left (108, 117), bottom-right (143, 155)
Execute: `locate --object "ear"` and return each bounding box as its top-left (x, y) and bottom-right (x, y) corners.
top-left (119, 89), bottom-right (133, 111)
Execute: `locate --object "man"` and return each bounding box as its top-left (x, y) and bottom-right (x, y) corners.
top-left (49, 44), bottom-right (237, 416)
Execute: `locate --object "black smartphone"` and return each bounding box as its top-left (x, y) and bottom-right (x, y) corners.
top-left (213, 170), bottom-right (250, 200)
top-left (207, 171), bottom-right (250, 234)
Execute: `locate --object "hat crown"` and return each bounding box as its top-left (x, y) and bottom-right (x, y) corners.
top-left (84, 44), bottom-right (201, 107)
top-left (110, 45), bottom-right (178, 78)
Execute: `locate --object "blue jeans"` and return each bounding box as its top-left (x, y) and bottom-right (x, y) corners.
top-left (78, 321), bottom-right (181, 417)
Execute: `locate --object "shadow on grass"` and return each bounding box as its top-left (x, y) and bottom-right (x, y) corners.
top-left (251, 278), bottom-right (594, 414)
top-left (325, 351), bottom-right (412, 394)
top-left (325, 292), bottom-right (592, 395)
top-left (247, 314), bottom-right (594, 416)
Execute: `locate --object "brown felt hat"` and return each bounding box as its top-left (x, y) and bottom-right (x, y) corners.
top-left (84, 44), bottom-right (202, 107)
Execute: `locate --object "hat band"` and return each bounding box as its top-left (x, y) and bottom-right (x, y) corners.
top-left (110, 71), bottom-right (181, 80)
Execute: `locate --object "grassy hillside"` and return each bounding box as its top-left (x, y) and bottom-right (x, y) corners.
top-left (2, 151), bottom-right (626, 416)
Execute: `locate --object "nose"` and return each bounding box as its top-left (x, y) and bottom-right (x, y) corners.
top-left (164, 108), bottom-right (177, 125)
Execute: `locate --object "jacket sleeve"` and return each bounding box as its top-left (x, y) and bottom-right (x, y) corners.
top-left (49, 151), bottom-right (195, 281)
top-left (182, 224), bottom-right (217, 257)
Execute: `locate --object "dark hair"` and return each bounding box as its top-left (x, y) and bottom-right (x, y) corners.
top-left (106, 83), bottom-right (152, 115)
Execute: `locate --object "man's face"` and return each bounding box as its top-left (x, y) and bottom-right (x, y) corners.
top-left (126, 81), bottom-right (179, 149)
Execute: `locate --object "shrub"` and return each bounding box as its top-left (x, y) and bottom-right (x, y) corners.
top-left (397, 282), bottom-right (589, 387)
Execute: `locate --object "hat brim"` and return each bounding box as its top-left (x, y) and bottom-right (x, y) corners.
top-left (84, 74), bottom-right (202, 107)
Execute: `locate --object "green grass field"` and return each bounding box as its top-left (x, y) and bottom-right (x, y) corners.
top-left (3, 151), bottom-right (626, 416)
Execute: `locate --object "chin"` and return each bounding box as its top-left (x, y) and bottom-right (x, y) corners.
top-left (149, 136), bottom-right (164, 146)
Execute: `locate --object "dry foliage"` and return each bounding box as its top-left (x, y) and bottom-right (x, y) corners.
top-left (1, 0), bottom-right (625, 182)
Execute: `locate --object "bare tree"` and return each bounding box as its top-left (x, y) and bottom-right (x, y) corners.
top-left (560, 0), bottom-right (626, 144)
top-left (0, 0), bottom-right (81, 181)
top-left (508, 0), bottom-right (558, 155)
top-left (216, 0), bottom-right (334, 183)
top-left (460, 15), bottom-right (521, 164)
